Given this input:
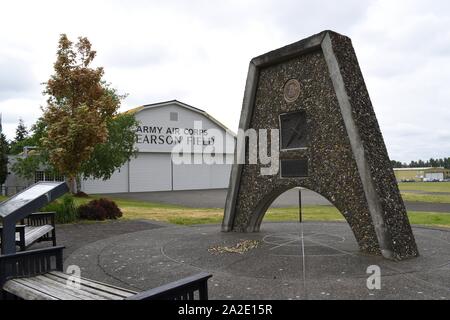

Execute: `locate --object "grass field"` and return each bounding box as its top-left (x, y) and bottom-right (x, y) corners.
top-left (398, 182), bottom-right (450, 193)
top-left (397, 182), bottom-right (450, 203)
top-left (92, 196), bottom-right (450, 228)
top-left (401, 192), bottom-right (450, 203)
top-left (54, 181), bottom-right (450, 220)
top-left (1, 190), bottom-right (449, 228)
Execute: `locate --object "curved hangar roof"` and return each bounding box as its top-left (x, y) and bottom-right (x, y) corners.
top-left (124, 100), bottom-right (236, 136)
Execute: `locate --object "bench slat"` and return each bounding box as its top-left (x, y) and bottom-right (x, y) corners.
top-left (7, 278), bottom-right (78, 300)
top-left (25, 226), bottom-right (53, 245)
top-left (43, 273), bottom-right (128, 300)
top-left (3, 273), bottom-right (135, 300)
top-left (14, 278), bottom-right (86, 300)
top-left (3, 280), bottom-right (58, 300)
top-left (15, 225), bottom-right (54, 247)
top-left (48, 271), bottom-right (136, 298)
top-left (33, 275), bottom-right (109, 300)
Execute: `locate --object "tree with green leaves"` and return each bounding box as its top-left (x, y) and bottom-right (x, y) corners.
top-left (15, 118), bottom-right (28, 141)
top-left (392, 157), bottom-right (450, 169)
top-left (11, 118), bottom-right (51, 180)
top-left (41, 34), bottom-right (125, 192)
top-left (0, 132), bottom-right (8, 187)
top-left (390, 160), bottom-right (404, 168)
top-left (81, 113), bottom-right (138, 181)
top-left (12, 113), bottom-right (138, 191)
top-left (9, 118), bottom-right (29, 155)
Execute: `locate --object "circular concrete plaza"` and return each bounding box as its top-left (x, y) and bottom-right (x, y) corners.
top-left (65, 221), bottom-right (450, 300)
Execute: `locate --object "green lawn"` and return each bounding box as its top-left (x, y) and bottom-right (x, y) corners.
top-left (1, 194), bottom-right (449, 228)
top-left (266, 206), bottom-right (450, 229)
top-left (401, 192), bottom-right (450, 204)
top-left (398, 182), bottom-right (450, 193)
top-left (168, 206), bottom-right (450, 228)
top-left (98, 196), bottom-right (449, 228)
top-left (396, 182), bottom-right (450, 203)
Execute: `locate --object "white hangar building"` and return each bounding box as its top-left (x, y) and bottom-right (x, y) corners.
top-left (80, 100), bottom-right (236, 194)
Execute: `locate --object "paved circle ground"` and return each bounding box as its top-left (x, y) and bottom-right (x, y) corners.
top-left (65, 221), bottom-right (450, 300)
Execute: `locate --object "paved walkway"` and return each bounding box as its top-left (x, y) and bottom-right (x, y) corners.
top-left (103, 189), bottom-right (331, 207)
top-left (104, 189), bottom-right (450, 213)
top-left (405, 202), bottom-right (450, 213)
top-left (60, 220), bottom-right (450, 300)
top-left (55, 220), bottom-right (164, 258)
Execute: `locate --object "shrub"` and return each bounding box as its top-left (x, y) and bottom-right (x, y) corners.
top-left (74, 191), bottom-right (89, 198)
top-left (96, 198), bottom-right (123, 219)
top-left (78, 198), bottom-right (122, 221)
top-left (78, 202), bottom-right (107, 220)
top-left (41, 194), bottom-right (79, 224)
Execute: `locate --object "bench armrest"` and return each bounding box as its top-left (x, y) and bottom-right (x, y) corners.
top-left (23, 212), bottom-right (56, 227)
top-left (126, 273), bottom-right (212, 300)
top-left (0, 246), bottom-right (65, 287)
top-left (0, 225), bottom-right (26, 237)
top-left (0, 225), bottom-right (26, 229)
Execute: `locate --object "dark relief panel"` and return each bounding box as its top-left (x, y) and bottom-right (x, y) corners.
top-left (280, 159), bottom-right (308, 178)
top-left (280, 111), bottom-right (308, 150)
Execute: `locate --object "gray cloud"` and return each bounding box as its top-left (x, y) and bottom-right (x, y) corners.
top-left (0, 54), bottom-right (38, 101)
top-left (261, 0), bottom-right (376, 36)
top-left (101, 45), bottom-right (172, 69)
top-left (0, 0), bottom-right (449, 163)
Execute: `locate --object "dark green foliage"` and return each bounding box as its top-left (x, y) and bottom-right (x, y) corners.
top-left (12, 114), bottom-right (137, 192)
top-left (15, 119), bottom-right (28, 141)
top-left (9, 119), bottom-right (29, 155)
top-left (81, 113), bottom-right (138, 181)
top-left (392, 157), bottom-right (450, 169)
top-left (41, 194), bottom-right (79, 224)
top-left (78, 198), bottom-right (122, 221)
top-left (390, 160), bottom-right (404, 168)
top-left (11, 118), bottom-right (56, 179)
top-left (0, 132), bottom-right (8, 185)
top-left (12, 154), bottom-right (47, 180)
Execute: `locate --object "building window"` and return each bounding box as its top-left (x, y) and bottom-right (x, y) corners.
top-left (35, 171), bottom-right (45, 183)
top-left (35, 171), bottom-right (65, 183)
top-left (170, 112), bottom-right (178, 121)
top-left (53, 172), bottom-right (65, 182)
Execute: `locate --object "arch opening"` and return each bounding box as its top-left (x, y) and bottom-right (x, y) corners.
top-left (248, 186), bottom-right (349, 233)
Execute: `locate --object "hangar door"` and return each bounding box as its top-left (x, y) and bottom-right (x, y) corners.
top-left (129, 153), bottom-right (172, 192)
top-left (81, 162), bottom-right (129, 194)
top-left (172, 154), bottom-right (232, 190)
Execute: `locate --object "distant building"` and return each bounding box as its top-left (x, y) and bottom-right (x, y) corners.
top-left (4, 100), bottom-right (236, 195)
top-left (3, 154), bottom-right (65, 196)
top-left (393, 167), bottom-right (450, 182)
top-left (80, 100), bottom-right (236, 194)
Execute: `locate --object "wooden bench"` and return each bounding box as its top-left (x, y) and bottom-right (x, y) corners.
top-left (0, 246), bottom-right (212, 300)
top-left (0, 212), bottom-right (56, 252)
top-left (3, 271), bottom-right (137, 300)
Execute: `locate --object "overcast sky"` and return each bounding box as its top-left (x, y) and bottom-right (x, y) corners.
top-left (0, 0), bottom-right (449, 162)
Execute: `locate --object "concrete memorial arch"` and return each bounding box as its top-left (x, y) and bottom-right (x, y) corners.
top-left (222, 30), bottom-right (418, 261)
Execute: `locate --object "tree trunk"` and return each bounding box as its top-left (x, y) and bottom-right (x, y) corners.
top-left (76, 175), bottom-right (81, 194)
top-left (67, 175), bottom-right (76, 194)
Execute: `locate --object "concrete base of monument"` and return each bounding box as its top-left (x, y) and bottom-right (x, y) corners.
top-left (65, 221), bottom-right (449, 300)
